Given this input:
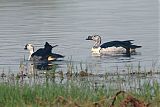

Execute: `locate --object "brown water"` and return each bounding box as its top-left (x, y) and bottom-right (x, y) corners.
top-left (0, 0), bottom-right (158, 73)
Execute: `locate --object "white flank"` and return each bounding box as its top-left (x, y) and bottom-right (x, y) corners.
top-left (48, 56), bottom-right (56, 61)
top-left (91, 46), bottom-right (128, 55)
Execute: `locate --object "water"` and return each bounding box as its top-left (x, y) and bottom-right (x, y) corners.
top-left (0, 0), bottom-right (158, 73)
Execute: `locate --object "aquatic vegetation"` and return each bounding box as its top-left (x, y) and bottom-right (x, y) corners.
top-left (0, 71), bottom-right (160, 107)
top-left (0, 81), bottom-right (159, 106)
top-left (1, 61), bottom-right (160, 107)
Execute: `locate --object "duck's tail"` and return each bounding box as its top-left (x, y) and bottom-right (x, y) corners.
top-left (125, 45), bottom-right (141, 57)
top-left (130, 45), bottom-right (142, 49)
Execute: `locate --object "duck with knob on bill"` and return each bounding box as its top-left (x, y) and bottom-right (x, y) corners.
top-left (86, 34), bottom-right (142, 56)
top-left (24, 42), bottom-right (64, 61)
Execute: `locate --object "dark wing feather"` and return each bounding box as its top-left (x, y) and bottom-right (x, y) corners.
top-left (100, 41), bottom-right (130, 48)
top-left (31, 48), bottom-right (46, 57)
top-left (100, 40), bottom-right (141, 49)
top-left (31, 48), bottom-right (53, 61)
top-left (122, 40), bottom-right (134, 44)
top-left (48, 53), bottom-right (64, 58)
top-left (129, 45), bottom-right (142, 49)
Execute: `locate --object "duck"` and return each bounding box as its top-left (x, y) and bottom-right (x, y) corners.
top-left (86, 35), bottom-right (141, 56)
top-left (24, 42), bottom-right (64, 61)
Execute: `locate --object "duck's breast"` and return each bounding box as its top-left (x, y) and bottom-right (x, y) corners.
top-left (91, 47), bottom-right (101, 54)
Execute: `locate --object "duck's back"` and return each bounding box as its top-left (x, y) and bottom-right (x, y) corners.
top-left (100, 40), bottom-right (133, 49)
top-left (31, 48), bottom-right (47, 57)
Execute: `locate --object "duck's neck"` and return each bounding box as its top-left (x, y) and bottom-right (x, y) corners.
top-left (93, 39), bottom-right (101, 48)
top-left (28, 49), bottom-right (34, 60)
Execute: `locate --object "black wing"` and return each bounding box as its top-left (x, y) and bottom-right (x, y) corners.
top-left (48, 53), bottom-right (64, 58)
top-left (100, 40), bottom-right (141, 49)
top-left (32, 48), bottom-right (50, 57)
top-left (31, 48), bottom-right (46, 57)
top-left (100, 41), bottom-right (129, 48)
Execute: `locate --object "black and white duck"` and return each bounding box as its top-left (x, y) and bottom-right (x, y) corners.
top-left (86, 35), bottom-right (141, 56)
top-left (24, 42), bottom-right (64, 61)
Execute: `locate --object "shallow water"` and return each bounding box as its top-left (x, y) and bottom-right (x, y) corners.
top-left (0, 0), bottom-right (158, 73)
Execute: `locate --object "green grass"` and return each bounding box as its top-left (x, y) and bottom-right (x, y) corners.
top-left (0, 78), bottom-right (160, 107)
top-left (1, 61), bottom-right (160, 106)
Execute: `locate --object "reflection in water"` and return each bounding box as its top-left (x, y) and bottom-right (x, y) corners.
top-left (6, 63), bottom-right (160, 92)
top-left (91, 51), bottom-right (141, 58)
top-left (20, 60), bottom-right (57, 75)
top-left (33, 62), bottom-right (54, 70)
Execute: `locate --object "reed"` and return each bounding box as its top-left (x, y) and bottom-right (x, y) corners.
top-left (0, 76), bottom-right (160, 107)
top-left (1, 61), bottom-right (160, 106)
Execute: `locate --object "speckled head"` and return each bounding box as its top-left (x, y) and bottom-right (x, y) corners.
top-left (24, 43), bottom-right (34, 52)
top-left (86, 35), bottom-right (101, 48)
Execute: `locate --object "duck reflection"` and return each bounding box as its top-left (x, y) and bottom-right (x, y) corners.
top-left (32, 61), bottom-right (55, 70)
top-left (19, 60), bottom-right (57, 75)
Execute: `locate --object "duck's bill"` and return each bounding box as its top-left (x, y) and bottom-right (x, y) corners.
top-left (24, 45), bottom-right (27, 50)
top-left (86, 36), bottom-right (93, 40)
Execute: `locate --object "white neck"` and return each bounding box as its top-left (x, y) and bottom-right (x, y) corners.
top-left (28, 49), bottom-right (34, 60)
top-left (94, 42), bottom-right (101, 48)
top-left (93, 38), bottom-right (101, 48)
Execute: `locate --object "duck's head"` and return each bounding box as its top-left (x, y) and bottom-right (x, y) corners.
top-left (24, 43), bottom-right (34, 52)
top-left (86, 35), bottom-right (101, 48)
top-left (86, 35), bottom-right (101, 42)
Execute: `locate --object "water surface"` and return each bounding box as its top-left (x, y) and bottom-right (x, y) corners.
top-left (0, 0), bottom-right (158, 73)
